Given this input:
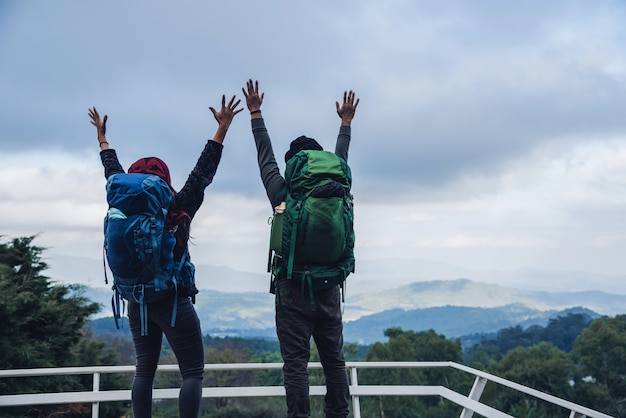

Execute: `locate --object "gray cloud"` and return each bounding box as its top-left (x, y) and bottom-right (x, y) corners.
top-left (2, 1), bottom-right (626, 284)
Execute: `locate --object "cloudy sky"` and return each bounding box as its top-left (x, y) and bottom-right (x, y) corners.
top-left (1, 1), bottom-right (626, 293)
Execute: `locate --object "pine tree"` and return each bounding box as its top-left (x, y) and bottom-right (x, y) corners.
top-left (0, 236), bottom-right (122, 417)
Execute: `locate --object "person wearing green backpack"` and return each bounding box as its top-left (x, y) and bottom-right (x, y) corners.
top-left (242, 79), bottom-right (359, 418)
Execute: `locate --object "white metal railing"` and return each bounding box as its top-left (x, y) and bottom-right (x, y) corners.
top-left (0, 361), bottom-right (613, 418)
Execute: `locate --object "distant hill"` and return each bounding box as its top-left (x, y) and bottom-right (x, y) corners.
top-left (342, 304), bottom-right (602, 345)
top-left (48, 254), bottom-right (270, 293)
top-left (343, 278), bottom-right (625, 320)
top-left (48, 254), bottom-right (626, 296)
top-left (84, 278), bottom-right (619, 345)
top-left (351, 258), bottom-right (626, 295)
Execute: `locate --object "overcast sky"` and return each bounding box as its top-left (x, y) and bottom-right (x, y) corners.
top-left (1, 1), bottom-right (626, 293)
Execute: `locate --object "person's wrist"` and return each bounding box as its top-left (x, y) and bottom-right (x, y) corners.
top-left (217, 122), bottom-right (230, 132)
top-left (250, 109), bottom-right (261, 114)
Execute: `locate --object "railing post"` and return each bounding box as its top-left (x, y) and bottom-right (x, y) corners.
top-left (459, 376), bottom-right (488, 418)
top-left (92, 371), bottom-right (100, 418)
top-left (350, 365), bottom-right (361, 418)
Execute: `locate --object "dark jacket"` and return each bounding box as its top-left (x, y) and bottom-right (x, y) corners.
top-left (100, 140), bottom-right (223, 261)
top-left (250, 117), bottom-right (351, 208)
top-left (100, 140), bottom-right (223, 220)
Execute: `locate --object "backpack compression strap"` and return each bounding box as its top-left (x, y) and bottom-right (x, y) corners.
top-left (157, 246), bottom-right (194, 334)
top-left (168, 247), bottom-right (189, 329)
top-left (286, 201), bottom-right (302, 280)
top-left (111, 289), bottom-right (126, 331)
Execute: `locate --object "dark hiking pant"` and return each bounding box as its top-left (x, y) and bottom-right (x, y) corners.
top-left (275, 280), bottom-right (350, 418)
top-left (129, 295), bottom-right (204, 418)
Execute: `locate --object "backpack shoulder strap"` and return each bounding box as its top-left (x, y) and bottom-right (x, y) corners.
top-left (285, 199), bottom-right (302, 280)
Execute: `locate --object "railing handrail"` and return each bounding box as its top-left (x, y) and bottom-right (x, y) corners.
top-left (0, 361), bottom-right (613, 418)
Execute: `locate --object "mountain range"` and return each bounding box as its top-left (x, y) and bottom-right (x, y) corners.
top-left (49, 253), bottom-right (626, 344)
top-left (82, 276), bottom-right (623, 346)
top-left (47, 254), bottom-right (626, 295)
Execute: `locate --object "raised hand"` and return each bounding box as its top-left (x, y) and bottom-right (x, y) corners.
top-left (209, 95), bottom-right (243, 144)
top-left (209, 94), bottom-right (243, 129)
top-left (242, 79), bottom-right (264, 113)
top-left (89, 107), bottom-right (107, 135)
top-left (88, 107), bottom-right (110, 149)
top-left (336, 90), bottom-right (359, 126)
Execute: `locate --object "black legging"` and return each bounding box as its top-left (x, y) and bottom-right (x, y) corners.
top-left (128, 295), bottom-right (204, 418)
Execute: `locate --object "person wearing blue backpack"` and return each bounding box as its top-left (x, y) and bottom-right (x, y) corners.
top-left (88, 94), bottom-right (242, 418)
top-left (242, 79), bottom-right (359, 418)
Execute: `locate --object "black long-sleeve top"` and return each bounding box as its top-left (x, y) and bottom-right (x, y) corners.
top-left (100, 140), bottom-right (224, 220)
top-left (250, 117), bottom-right (351, 208)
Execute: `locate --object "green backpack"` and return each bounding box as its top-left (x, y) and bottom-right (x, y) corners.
top-left (269, 149), bottom-right (355, 295)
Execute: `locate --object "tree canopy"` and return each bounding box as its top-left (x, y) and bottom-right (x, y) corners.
top-left (0, 236), bottom-right (127, 417)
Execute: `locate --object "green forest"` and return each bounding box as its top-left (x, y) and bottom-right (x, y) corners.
top-left (0, 236), bottom-right (624, 417)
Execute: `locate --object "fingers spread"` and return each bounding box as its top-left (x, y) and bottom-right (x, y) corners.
top-left (228, 95), bottom-right (241, 109)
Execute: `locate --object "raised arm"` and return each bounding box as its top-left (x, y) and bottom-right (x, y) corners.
top-left (89, 107), bottom-right (124, 178)
top-left (208, 94), bottom-right (243, 144)
top-left (242, 79), bottom-right (265, 120)
top-left (334, 90), bottom-right (359, 162)
top-left (242, 79), bottom-right (284, 208)
top-left (88, 107), bottom-right (110, 151)
top-left (176, 95), bottom-right (243, 218)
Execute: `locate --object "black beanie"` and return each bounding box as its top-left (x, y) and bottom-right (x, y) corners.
top-left (285, 135), bottom-right (323, 162)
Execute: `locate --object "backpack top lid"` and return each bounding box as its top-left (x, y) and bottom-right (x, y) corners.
top-left (284, 149), bottom-right (351, 196)
top-left (106, 173), bottom-right (173, 216)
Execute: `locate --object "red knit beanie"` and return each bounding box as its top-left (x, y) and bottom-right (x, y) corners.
top-left (128, 157), bottom-right (172, 186)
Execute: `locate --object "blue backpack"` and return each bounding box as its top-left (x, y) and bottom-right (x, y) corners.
top-left (103, 173), bottom-right (195, 336)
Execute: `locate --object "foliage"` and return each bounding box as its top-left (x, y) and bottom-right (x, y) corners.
top-left (571, 315), bottom-right (626, 417)
top-left (0, 237), bottom-right (97, 369)
top-left (203, 334), bottom-right (280, 356)
top-left (475, 316), bottom-right (626, 418)
top-left (359, 327), bottom-right (470, 418)
top-left (498, 343), bottom-right (573, 395)
top-left (484, 342), bottom-right (573, 416)
top-left (0, 236), bottom-right (127, 417)
top-left (2, 235), bottom-right (624, 417)
top-left (196, 346), bottom-right (284, 418)
top-left (465, 313), bottom-right (595, 367)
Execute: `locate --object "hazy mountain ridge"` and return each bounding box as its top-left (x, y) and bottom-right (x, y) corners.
top-left (350, 259), bottom-right (626, 294)
top-left (342, 305), bottom-right (601, 344)
top-left (58, 254), bottom-right (624, 343)
top-left (49, 254), bottom-right (626, 295)
top-left (84, 279), bottom-right (621, 345)
top-left (343, 278), bottom-right (625, 321)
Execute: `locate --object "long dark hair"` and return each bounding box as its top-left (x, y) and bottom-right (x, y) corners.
top-left (168, 193), bottom-right (191, 261)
